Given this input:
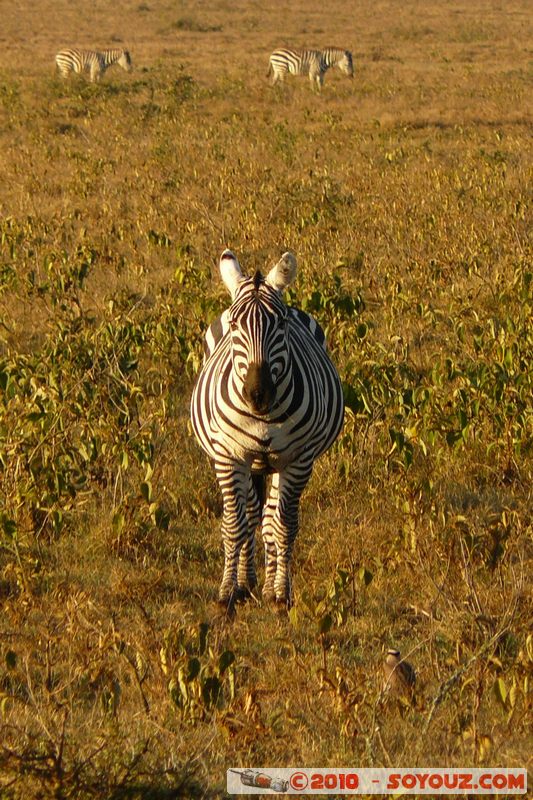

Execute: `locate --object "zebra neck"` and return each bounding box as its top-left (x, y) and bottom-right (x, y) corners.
top-left (323, 49), bottom-right (342, 67)
top-left (103, 50), bottom-right (119, 66)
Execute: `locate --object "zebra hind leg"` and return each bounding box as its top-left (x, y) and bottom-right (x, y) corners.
top-left (261, 520), bottom-right (278, 602)
top-left (270, 67), bottom-right (285, 86)
top-left (260, 473), bottom-right (280, 604)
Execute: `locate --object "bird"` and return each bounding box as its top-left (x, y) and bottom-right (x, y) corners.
top-left (382, 648), bottom-right (416, 699)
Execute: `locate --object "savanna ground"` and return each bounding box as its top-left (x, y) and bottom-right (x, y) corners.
top-left (0, 0), bottom-right (532, 797)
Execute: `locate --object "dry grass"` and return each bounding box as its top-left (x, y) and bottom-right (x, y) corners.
top-left (0, 1), bottom-right (532, 798)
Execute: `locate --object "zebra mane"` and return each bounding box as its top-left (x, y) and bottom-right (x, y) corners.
top-left (323, 47), bottom-right (351, 64)
top-left (252, 270), bottom-right (264, 291)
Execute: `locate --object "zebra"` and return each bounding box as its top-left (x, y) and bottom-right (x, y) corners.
top-left (190, 250), bottom-right (344, 610)
top-left (267, 47), bottom-right (354, 90)
top-left (267, 48), bottom-right (326, 90)
top-left (55, 48), bottom-right (132, 83)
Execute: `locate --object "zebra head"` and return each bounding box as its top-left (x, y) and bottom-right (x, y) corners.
top-left (339, 50), bottom-right (354, 77)
top-left (324, 48), bottom-right (354, 77)
top-left (118, 50), bottom-right (133, 72)
top-left (220, 250), bottom-right (297, 416)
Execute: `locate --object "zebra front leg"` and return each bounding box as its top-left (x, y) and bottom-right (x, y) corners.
top-left (264, 462), bottom-right (313, 608)
top-left (311, 71), bottom-right (324, 92)
top-left (235, 473), bottom-right (264, 600)
top-left (215, 460), bottom-right (250, 607)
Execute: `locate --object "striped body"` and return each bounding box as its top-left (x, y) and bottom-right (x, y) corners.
top-left (191, 251), bottom-right (344, 608)
top-left (267, 48), bottom-right (326, 89)
top-left (267, 47), bottom-right (354, 89)
top-left (55, 48), bottom-right (132, 83)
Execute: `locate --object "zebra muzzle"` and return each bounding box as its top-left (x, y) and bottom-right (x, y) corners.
top-left (243, 362), bottom-right (276, 415)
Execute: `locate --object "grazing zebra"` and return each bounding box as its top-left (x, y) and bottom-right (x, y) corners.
top-left (190, 250), bottom-right (344, 610)
top-left (267, 47), bottom-right (354, 89)
top-left (55, 48), bottom-right (132, 83)
top-left (267, 48), bottom-right (326, 90)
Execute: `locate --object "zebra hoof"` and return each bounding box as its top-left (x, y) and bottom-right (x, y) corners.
top-left (262, 588), bottom-right (277, 605)
top-left (213, 594), bottom-right (237, 621)
top-left (234, 585), bottom-right (257, 604)
top-left (273, 594), bottom-right (292, 614)
top-left (263, 594), bottom-right (290, 614)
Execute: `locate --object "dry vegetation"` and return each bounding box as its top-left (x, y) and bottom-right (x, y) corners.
top-left (0, 0), bottom-right (532, 797)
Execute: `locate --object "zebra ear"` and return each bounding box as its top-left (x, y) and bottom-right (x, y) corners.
top-left (265, 252), bottom-right (297, 292)
top-left (219, 249), bottom-right (245, 299)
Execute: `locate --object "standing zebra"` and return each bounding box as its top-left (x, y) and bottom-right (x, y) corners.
top-left (190, 250), bottom-right (344, 610)
top-left (267, 48), bottom-right (326, 90)
top-left (55, 48), bottom-right (132, 83)
top-left (267, 47), bottom-right (354, 89)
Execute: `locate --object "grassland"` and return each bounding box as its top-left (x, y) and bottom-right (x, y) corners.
top-left (0, 0), bottom-right (532, 797)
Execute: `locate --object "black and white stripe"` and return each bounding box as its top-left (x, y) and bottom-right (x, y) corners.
top-left (267, 48), bottom-right (326, 89)
top-left (190, 251), bottom-right (344, 609)
top-left (55, 48), bottom-right (132, 83)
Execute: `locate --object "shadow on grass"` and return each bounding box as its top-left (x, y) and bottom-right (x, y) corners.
top-left (107, 779), bottom-right (209, 799)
